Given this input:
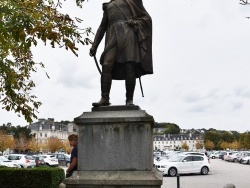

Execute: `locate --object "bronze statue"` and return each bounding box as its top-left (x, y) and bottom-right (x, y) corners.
top-left (89, 0), bottom-right (152, 106)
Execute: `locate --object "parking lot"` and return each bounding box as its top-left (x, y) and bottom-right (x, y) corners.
top-left (162, 159), bottom-right (250, 188)
top-left (59, 159), bottom-right (250, 188)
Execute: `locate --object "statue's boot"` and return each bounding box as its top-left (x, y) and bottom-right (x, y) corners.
top-left (125, 63), bottom-right (136, 106)
top-left (92, 66), bottom-right (112, 107)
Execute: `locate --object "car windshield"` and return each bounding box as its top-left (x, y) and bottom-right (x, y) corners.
top-left (25, 156), bottom-right (34, 160)
top-left (168, 155), bottom-right (185, 162)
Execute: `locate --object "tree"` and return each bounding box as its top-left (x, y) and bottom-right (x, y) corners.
top-left (61, 140), bottom-right (71, 154)
top-left (195, 141), bottom-right (203, 150)
top-left (162, 123), bottom-right (180, 134)
top-left (14, 133), bottom-right (28, 153)
top-left (27, 136), bottom-right (40, 153)
top-left (204, 131), bottom-right (221, 149)
top-left (239, 132), bottom-right (250, 149)
top-left (240, 0), bottom-right (250, 5)
top-left (221, 131), bottom-right (234, 143)
top-left (231, 131), bottom-right (240, 141)
top-left (47, 137), bottom-right (63, 153)
top-left (229, 140), bottom-right (241, 150)
top-left (0, 130), bottom-right (14, 154)
top-left (204, 140), bottom-right (215, 151)
top-left (220, 141), bottom-right (229, 150)
top-left (12, 126), bottom-right (33, 141)
top-left (181, 142), bottom-right (189, 151)
top-left (0, 0), bottom-right (91, 123)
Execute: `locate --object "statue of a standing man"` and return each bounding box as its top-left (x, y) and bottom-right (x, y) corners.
top-left (90, 0), bottom-right (153, 106)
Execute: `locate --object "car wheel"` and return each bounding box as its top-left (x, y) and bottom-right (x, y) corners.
top-left (201, 166), bottom-right (209, 175)
top-left (248, 160), bottom-right (250, 165)
top-left (66, 162), bottom-right (70, 167)
top-left (233, 158), bottom-right (236, 162)
top-left (212, 156), bottom-right (215, 159)
top-left (168, 167), bottom-right (177, 177)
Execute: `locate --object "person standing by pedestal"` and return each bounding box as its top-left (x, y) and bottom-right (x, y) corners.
top-left (66, 134), bottom-right (78, 178)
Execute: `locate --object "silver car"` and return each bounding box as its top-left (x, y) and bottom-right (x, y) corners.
top-left (241, 156), bottom-right (250, 164)
top-left (7, 154), bottom-right (36, 168)
top-left (0, 156), bottom-right (21, 168)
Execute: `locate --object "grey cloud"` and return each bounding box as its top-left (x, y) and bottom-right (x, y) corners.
top-left (188, 103), bottom-right (212, 113)
top-left (231, 102), bottom-right (243, 110)
top-left (234, 86), bottom-right (250, 98)
top-left (55, 60), bottom-right (98, 89)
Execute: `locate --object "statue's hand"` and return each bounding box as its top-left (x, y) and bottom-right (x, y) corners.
top-left (127, 19), bottom-right (138, 27)
top-left (89, 46), bottom-right (97, 57)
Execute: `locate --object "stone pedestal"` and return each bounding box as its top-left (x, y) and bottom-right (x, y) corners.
top-left (63, 105), bottom-right (162, 188)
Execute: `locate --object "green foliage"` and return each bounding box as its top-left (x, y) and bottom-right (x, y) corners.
top-left (0, 166), bottom-right (65, 188)
top-left (0, 125), bottom-right (33, 140)
top-left (204, 131), bottom-right (221, 149)
top-left (164, 123), bottom-right (180, 134)
top-left (221, 131), bottom-right (234, 143)
top-left (155, 122), bottom-right (180, 134)
top-left (0, 0), bottom-right (92, 123)
top-left (239, 132), bottom-right (250, 149)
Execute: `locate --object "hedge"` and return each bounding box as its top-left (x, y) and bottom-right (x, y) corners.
top-left (0, 166), bottom-right (65, 188)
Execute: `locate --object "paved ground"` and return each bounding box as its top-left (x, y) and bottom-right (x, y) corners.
top-left (59, 159), bottom-right (250, 188)
top-left (162, 159), bottom-right (250, 188)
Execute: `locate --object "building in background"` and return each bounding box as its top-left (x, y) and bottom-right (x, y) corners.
top-left (153, 133), bottom-right (204, 151)
top-left (28, 118), bottom-right (77, 144)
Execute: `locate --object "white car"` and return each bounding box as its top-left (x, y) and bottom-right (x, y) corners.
top-left (241, 156), bottom-right (250, 164)
top-left (227, 152), bottom-right (239, 162)
top-left (39, 154), bottom-right (59, 167)
top-left (156, 154), bottom-right (210, 176)
top-left (210, 151), bottom-right (221, 159)
top-left (0, 156), bottom-right (21, 168)
top-left (7, 154), bottom-right (36, 168)
top-left (224, 151), bottom-right (238, 161)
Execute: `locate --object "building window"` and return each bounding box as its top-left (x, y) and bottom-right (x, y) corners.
top-left (40, 133), bottom-right (42, 137)
top-left (45, 134), bottom-right (47, 137)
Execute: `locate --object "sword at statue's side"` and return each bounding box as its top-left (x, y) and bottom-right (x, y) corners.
top-left (94, 55), bottom-right (102, 75)
top-left (139, 77), bottom-right (144, 97)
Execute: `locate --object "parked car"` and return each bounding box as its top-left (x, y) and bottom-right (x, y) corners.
top-left (51, 153), bottom-right (70, 167)
top-left (237, 151), bottom-right (250, 163)
top-left (156, 154), bottom-right (210, 176)
top-left (6, 154), bottom-right (36, 168)
top-left (38, 154), bottom-right (59, 167)
top-left (182, 151), bottom-right (210, 163)
top-left (241, 156), bottom-right (250, 164)
top-left (210, 151), bottom-right (221, 159)
top-left (224, 151), bottom-right (238, 161)
top-left (219, 151), bottom-right (227, 160)
top-left (0, 156), bottom-right (21, 168)
top-left (227, 152), bottom-right (240, 162)
top-left (33, 155), bottom-right (46, 167)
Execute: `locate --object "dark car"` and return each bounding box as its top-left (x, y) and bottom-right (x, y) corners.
top-left (219, 151), bottom-right (227, 160)
top-left (33, 155), bottom-right (46, 167)
top-left (51, 153), bottom-right (70, 167)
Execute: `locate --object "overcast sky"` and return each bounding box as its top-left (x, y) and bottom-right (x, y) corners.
top-left (1, 0), bottom-right (250, 133)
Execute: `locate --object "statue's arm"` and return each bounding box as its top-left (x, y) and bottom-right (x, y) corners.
top-left (91, 10), bottom-right (108, 49)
